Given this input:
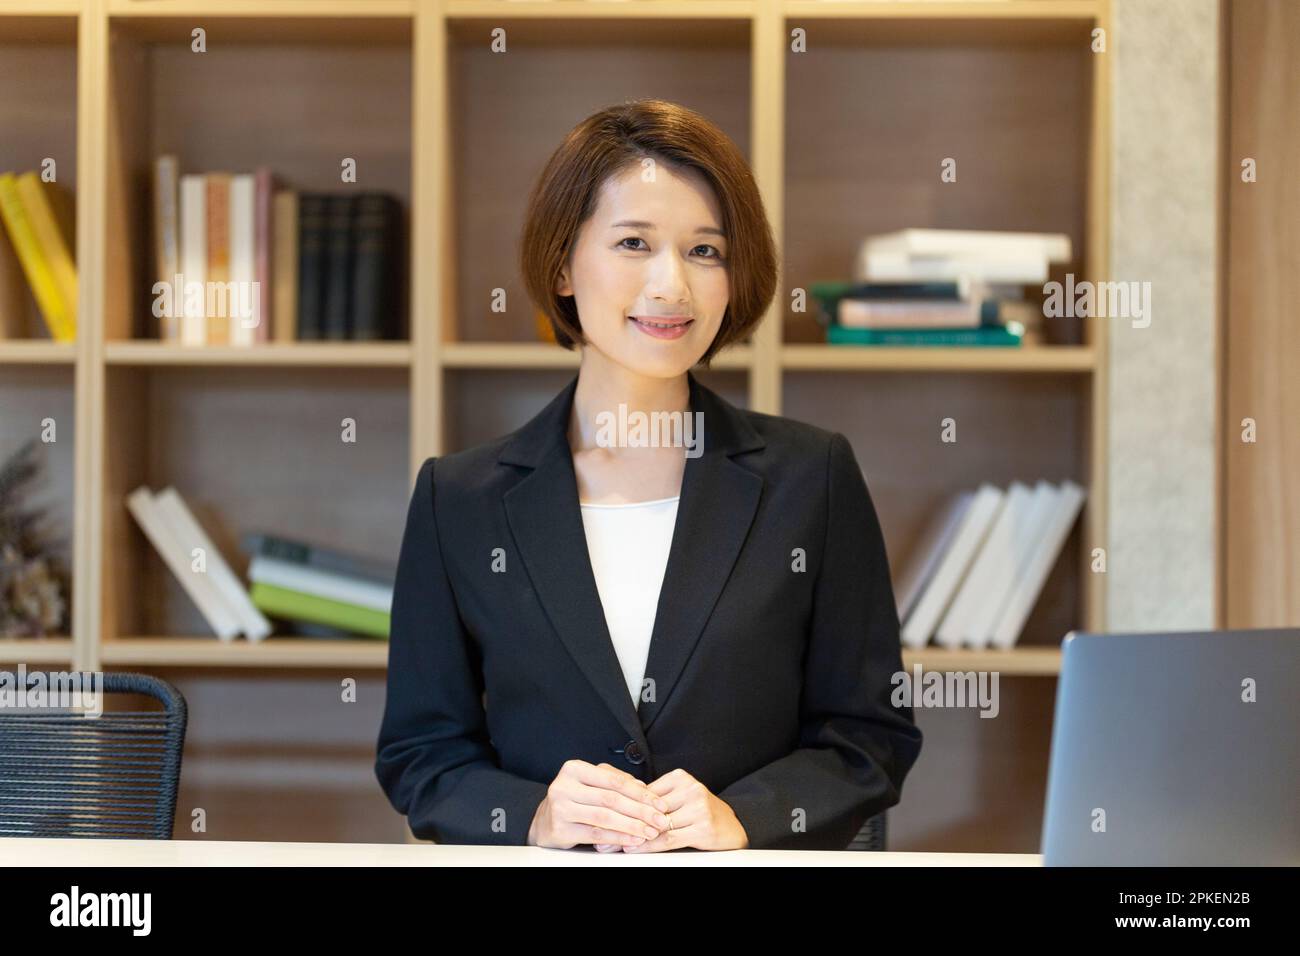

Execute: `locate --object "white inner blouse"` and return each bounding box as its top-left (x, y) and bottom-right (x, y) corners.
top-left (578, 495), bottom-right (681, 708)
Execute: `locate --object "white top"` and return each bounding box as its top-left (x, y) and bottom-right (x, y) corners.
top-left (578, 495), bottom-right (680, 707)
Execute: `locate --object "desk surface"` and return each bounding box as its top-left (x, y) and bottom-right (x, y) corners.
top-left (5, 838), bottom-right (1041, 866)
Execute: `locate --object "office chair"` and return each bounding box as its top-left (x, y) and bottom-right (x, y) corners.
top-left (0, 671), bottom-right (187, 839)
top-left (847, 811), bottom-right (887, 851)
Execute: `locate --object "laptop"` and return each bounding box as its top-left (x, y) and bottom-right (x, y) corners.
top-left (1041, 628), bottom-right (1300, 865)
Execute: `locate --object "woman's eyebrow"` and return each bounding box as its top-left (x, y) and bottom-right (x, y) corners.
top-left (609, 219), bottom-right (725, 237)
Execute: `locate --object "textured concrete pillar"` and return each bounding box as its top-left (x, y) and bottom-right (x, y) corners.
top-left (1107, 0), bottom-right (1220, 629)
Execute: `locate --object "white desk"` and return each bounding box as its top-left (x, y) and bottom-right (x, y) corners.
top-left (4, 838), bottom-right (1041, 866)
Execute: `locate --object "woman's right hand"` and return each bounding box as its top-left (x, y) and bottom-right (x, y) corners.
top-left (527, 759), bottom-right (672, 849)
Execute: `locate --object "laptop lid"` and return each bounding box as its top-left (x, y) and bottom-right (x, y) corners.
top-left (1041, 628), bottom-right (1299, 865)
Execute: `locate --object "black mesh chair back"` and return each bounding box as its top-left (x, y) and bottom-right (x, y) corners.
top-left (847, 811), bottom-right (887, 851)
top-left (0, 671), bottom-right (187, 839)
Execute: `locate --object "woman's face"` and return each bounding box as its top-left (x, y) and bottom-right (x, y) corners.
top-left (555, 161), bottom-right (730, 378)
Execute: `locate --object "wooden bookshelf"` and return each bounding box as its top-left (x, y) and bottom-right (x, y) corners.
top-left (0, 0), bottom-right (1110, 852)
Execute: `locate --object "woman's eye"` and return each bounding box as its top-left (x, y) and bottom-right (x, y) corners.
top-left (617, 238), bottom-right (723, 260)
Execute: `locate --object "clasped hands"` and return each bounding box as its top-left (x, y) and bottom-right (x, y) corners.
top-left (527, 759), bottom-right (749, 852)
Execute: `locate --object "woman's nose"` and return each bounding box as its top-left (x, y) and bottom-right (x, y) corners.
top-left (643, 249), bottom-right (691, 303)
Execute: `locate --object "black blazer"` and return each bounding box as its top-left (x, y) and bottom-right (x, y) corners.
top-left (375, 370), bottom-right (922, 850)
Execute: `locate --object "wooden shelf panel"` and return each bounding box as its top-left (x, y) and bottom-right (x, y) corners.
top-left (104, 341), bottom-right (412, 367)
top-left (440, 341), bottom-right (751, 371)
top-left (0, 341), bottom-right (77, 365)
top-left (106, 3), bottom-right (414, 37)
top-left (0, 637), bottom-right (74, 665)
top-left (782, 1), bottom-right (1099, 32)
top-left (781, 344), bottom-right (1096, 373)
top-left (101, 637), bottom-right (388, 669)
top-left (901, 646), bottom-right (1061, 676)
top-left (446, 4), bottom-right (756, 31)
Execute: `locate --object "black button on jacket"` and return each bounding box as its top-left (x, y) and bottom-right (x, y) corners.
top-left (375, 369), bottom-right (923, 850)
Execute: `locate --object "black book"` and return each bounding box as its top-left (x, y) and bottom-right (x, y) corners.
top-left (296, 194), bottom-right (329, 340)
top-left (322, 194), bottom-right (355, 340)
top-left (350, 193), bottom-right (402, 340)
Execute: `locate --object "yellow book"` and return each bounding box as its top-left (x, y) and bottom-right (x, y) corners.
top-left (0, 172), bottom-right (73, 341)
top-left (206, 172), bottom-right (231, 345)
top-left (16, 173), bottom-right (77, 329)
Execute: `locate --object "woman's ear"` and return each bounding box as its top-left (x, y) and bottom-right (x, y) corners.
top-left (555, 266), bottom-right (572, 297)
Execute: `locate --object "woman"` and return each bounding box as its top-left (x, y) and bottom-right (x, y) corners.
top-left (375, 99), bottom-right (922, 853)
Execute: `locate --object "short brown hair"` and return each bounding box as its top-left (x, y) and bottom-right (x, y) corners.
top-left (519, 99), bottom-right (777, 368)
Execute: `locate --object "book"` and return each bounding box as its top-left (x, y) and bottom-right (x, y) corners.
top-left (867, 228), bottom-right (1072, 262)
top-left (826, 325), bottom-right (1023, 347)
top-left (860, 250), bottom-right (1051, 284)
top-left (178, 174), bottom-right (207, 346)
top-left (240, 531), bottom-right (396, 587)
top-left (205, 172), bottom-right (232, 345)
top-left (835, 298), bottom-right (1004, 330)
top-left (125, 486), bottom-right (240, 640)
top-left (153, 155), bottom-right (180, 341)
top-left (901, 483), bottom-right (1004, 648)
top-left (248, 581), bottom-right (389, 638)
top-left (15, 174), bottom-right (76, 331)
top-left (0, 203), bottom-right (26, 338)
top-left (322, 194), bottom-right (354, 339)
top-left (893, 490), bottom-right (975, 626)
top-left (296, 193), bottom-right (328, 339)
top-left (963, 480), bottom-right (1060, 649)
top-left (857, 229), bottom-right (1072, 285)
top-left (810, 278), bottom-right (1024, 304)
top-left (935, 482), bottom-right (1035, 648)
top-left (228, 173), bottom-right (257, 346)
top-left (272, 190), bottom-right (299, 343)
top-left (253, 167), bottom-right (274, 345)
top-left (247, 555), bottom-right (393, 613)
top-left (153, 487), bottom-right (272, 642)
top-left (0, 172), bottom-right (74, 341)
top-left (351, 192), bottom-right (402, 340)
top-left (989, 481), bottom-right (1087, 649)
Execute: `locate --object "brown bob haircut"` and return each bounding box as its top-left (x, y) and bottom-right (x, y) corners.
top-left (519, 99), bottom-right (777, 368)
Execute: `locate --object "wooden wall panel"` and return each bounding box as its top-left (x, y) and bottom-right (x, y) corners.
top-left (1223, 0), bottom-right (1300, 626)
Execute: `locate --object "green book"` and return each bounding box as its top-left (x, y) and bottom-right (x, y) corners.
top-left (826, 325), bottom-right (1023, 347)
top-left (249, 581), bottom-right (390, 638)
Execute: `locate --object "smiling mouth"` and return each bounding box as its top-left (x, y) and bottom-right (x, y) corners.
top-left (630, 316), bottom-right (694, 329)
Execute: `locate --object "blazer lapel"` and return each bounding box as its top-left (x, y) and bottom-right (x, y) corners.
top-left (499, 370), bottom-right (766, 749)
top-left (637, 374), bottom-right (764, 734)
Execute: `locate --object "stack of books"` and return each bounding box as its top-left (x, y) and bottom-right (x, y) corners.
top-left (240, 532), bottom-right (394, 640)
top-left (152, 155), bottom-right (404, 346)
top-left (0, 171), bottom-right (76, 342)
top-left (126, 485), bottom-right (393, 640)
top-left (895, 480), bottom-right (1086, 649)
top-left (811, 228), bottom-right (1072, 347)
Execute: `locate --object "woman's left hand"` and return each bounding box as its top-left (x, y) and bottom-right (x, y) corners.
top-left (595, 768), bottom-right (749, 852)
